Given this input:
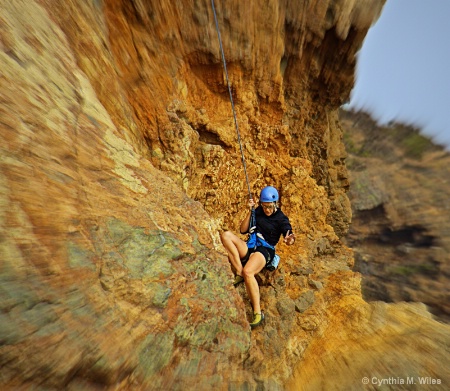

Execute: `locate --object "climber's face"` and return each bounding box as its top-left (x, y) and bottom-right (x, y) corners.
top-left (261, 202), bottom-right (275, 216)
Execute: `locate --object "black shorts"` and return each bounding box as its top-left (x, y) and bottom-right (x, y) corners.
top-left (241, 246), bottom-right (275, 268)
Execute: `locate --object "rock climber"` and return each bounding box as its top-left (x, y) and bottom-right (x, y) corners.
top-left (220, 186), bottom-right (295, 328)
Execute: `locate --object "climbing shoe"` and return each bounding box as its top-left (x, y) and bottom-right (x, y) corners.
top-left (250, 311), bottom-right (265, 329)
top-left (233, 275), bottom-right (244, 286)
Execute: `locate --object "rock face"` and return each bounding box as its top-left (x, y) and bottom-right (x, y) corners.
top-left (1, 0), bottom-right (449, 390)
top-left (340, 110), bottom-right (450, 322)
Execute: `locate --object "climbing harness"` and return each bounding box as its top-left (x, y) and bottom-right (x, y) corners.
top-left (246, 208), bottom-right (280, 271)
top-left (210, 0), bottom-right (252, 200)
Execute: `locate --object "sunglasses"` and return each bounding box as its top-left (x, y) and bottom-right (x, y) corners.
top-left (260, 203), bottom-right (275, 210)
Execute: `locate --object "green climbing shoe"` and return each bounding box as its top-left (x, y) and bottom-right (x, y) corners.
top-left (233, 275), bottom-right (244, 286)
top-left (250, 311), bottom-right (265, 329)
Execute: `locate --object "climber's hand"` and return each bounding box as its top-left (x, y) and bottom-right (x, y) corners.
top-left (284, 230), bottom-right (295, 245)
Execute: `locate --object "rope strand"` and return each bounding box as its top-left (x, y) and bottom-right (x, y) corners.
top-left (210, 0), bottom-right (252, 200)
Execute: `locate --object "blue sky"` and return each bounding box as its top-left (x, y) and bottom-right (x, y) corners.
top-left (348, 0), bottom-right (450, 149)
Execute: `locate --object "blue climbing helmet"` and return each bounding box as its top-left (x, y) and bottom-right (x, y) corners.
top-left (260, 186), bottom-right (279, 202)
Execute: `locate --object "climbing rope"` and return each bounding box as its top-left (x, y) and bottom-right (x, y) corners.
top-left (210, 0), bottom-right (252, 200)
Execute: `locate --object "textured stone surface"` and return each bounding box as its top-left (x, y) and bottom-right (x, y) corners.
top-left (2, 0), bottom-right (449, 390)
top-left (288, 296), bottom-right (450, 390)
